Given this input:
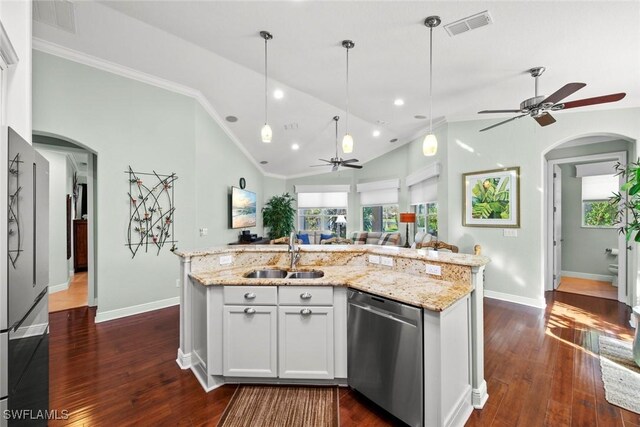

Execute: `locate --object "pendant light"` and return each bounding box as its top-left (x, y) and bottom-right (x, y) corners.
top-left (423, 16), bottom-right (440, 156)
top-left (341, 40), bottom-right (355, 154)
top-left (260, 31), bottom-right (273, 143)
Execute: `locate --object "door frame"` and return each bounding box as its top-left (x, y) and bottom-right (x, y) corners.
top-left (545, 151), bottom-right (628, 304)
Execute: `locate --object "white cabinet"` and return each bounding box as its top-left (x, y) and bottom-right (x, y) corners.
top-left (278, 306), bottom-right (334, 379)
top-left (222, 305), bottom-right (277, 377)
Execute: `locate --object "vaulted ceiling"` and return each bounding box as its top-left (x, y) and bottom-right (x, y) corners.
top-left (33, 1), bottom-right (640, 177)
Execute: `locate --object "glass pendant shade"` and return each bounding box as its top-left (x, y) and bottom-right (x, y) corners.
top-left (422, 133), bottom-right (437, 156)
top-left (342, 133), bottom-right (354, 154)
top-left (261, 124), bottom-right (272, 143)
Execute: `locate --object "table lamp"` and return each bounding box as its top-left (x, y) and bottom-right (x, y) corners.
top-left (399, 212), bottom-right (416, 248)
top-left (336, 215), bottom-right (347, 238)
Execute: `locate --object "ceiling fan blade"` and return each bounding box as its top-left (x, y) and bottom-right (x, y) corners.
top-left (341, 158), bottom-right (359, 163)
top-left (541, 82), bottom-right (586, 105)
top-left (479, 114), bottom-right (528, 132)
top-left (534, 113), bottom-right (556, 127)
top-left (310, 164), bottom-right (330, 168)
top-left (478, 109), bottom-right (521, 114)
top-left (558, 92), bottom-right (626, 110)
top-left (341, 163), bottom-right (363, 169)
top-left (318, 159), bottom-right (332, 163)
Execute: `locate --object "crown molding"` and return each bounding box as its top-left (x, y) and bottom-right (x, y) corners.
top-left (32, 38), bottom-right (273, 178)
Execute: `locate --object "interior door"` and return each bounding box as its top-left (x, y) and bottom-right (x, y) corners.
top-left (553, 165), bottom-right (562, 289)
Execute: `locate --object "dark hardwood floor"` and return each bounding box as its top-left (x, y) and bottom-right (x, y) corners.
top-left (49, 291), bottom-right (638, 426)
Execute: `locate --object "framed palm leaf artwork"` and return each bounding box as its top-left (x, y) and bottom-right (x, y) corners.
top-left (463, 167), bottom-right (520, 228)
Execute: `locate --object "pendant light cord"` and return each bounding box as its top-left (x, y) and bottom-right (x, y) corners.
top-left (345, 47), bottom-right (350, 134)
top-left (264, 37), bottom-right (268, 124)
top-left (335, 118), bottom-right (339, 158)
top-left (429, 26), bottom-right (433, 133)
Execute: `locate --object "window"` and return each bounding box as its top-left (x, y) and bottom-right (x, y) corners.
top-left (362, 205), bottom-right (398, 232)
top-left (581, 174), bottom-right (618, 228)
top-left (415, 203), bottom-right (438, 237)
top-left (298, 208), bottom-right (347, 237)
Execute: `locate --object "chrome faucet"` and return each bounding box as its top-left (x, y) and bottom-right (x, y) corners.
top-left (289, 230), bottom-right (301, 271)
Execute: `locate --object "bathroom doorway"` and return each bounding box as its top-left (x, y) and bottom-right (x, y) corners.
top-left (545, 138), bottom-right (628, 303)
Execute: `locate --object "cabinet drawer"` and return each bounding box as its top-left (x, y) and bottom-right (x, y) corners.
top-left (224, 286), bottom-right (277, 305)
top-left (279, 286), bottom-right (333, 306)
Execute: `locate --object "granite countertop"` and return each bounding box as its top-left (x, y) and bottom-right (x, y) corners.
top-left (176, 244), bottom-right (490, 268)
top-left (189, 265), bottom-right (472, 312)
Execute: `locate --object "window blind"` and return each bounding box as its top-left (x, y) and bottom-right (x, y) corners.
top-left (356, 179), bottom-right (400, 205)
top-left (581, 174), bottom-right (618, 200)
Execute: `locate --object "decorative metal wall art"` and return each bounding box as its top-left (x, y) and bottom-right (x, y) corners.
top-left (8, 153), bottom-right (23, 268)
top-left (126, 166), bottom-right (178, 258)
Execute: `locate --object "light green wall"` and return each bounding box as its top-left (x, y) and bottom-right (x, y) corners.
top-left (560, 163), bottom-right (617, 277)
top-left (285, 125), bottom-right (448, 244)
top-left (32, 51), bottom-right (282, 317)
top-left (447, 108), bottom-right (639, 306)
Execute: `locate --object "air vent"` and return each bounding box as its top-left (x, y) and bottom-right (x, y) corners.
top-left (444, 11), bottom-right (492, 37)
top-left (33, 0), bottom-right (76, 34)
top-left (284, 123), bottom-right (298, 131)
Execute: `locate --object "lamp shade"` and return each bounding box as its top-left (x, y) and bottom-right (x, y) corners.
top-left (399, 212), bottom-right (416, 223)
top-left (423, 133), bottom-right (437, 156)
top-left (342, 133), bottom-right (353, 153)
top-left (336, 215), bottom-right (347, 224)
top-left (261, 124), bottom-right (272, 143)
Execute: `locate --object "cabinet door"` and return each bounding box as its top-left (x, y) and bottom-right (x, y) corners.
top-left (223, 306), bottom-right (277, 377)
top-left (278, 306), bottom-right (334, 379)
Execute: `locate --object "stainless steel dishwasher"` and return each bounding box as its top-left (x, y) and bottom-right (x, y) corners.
top-left (347, 289), bottom-right (423, 427)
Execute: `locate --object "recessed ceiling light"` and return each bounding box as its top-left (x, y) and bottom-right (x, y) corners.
top-left (414, 115), bottom-right (427, 120)
top-left (225, 115), bottom-right (238, 122)
top-left (372, 130), bottom-right (381, 137)
top-left (394, 99), bottom-right (404, 106)
top-left (291, 143), bottom-right (300, 150)
top-left (260, 160), bottom-right (268, 164)
top-left (390, 138), bottom-right (398, 143)
top-left (273, 89), bottom-right (284, 99)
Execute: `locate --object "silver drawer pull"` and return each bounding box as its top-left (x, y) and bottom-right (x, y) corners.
top-left (300, 308), bottom-right (312, 316)
top-left (244, 307), bottom-right (256, 315)
top-left (300, 292), bottom-right (312, 300)
top-left (244, 292), bottom-right (256, 299)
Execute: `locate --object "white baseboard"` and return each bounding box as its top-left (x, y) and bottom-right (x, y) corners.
top-left (484, 290), bottom-right (546, 309)
top-left (561, 271), bottom-right (614, 283)
top-left (94, 296), bottom-right (179, 323)
top-left (176, 349), bottom-right (192, 370)
top-left (48, 280), bottom-right (70, 294)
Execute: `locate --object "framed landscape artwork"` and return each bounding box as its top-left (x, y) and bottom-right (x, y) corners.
top-left (463, 166), bottom-right (520, 228)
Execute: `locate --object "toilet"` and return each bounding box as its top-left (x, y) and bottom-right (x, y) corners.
top-left (608, 263), bottom-right (618, 286)
top-left (608, 248), bottom-right (619, 287)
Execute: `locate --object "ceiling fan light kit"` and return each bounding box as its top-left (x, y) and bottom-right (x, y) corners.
top-left (423, 16), bottom-right (440, 157)
top-left (260, 30), bottom-right (273, 143)
top-left (478, 66), bottom-right (626, 132)
top-left (342, 40), bottom-right (355, 154)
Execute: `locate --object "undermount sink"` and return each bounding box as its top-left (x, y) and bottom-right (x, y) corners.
top-left (244, 269), bottom-right (288, 279)
top-left (288, 270), bottom-right (325, 279)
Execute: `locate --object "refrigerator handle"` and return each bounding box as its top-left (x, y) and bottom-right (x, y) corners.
top-left (33, 162), bottom-right (36, 288)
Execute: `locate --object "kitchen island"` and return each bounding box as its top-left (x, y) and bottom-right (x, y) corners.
top-left (175, 245), bottom-right (490, 427)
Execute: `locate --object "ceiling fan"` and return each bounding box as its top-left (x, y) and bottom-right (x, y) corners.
top-left (478, 67), bottom-right (626, 132)
top-left (311, 116), bottom-right (363, 171)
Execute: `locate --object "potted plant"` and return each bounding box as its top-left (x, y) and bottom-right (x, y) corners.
top-left (612, 160), bottom-right (640, 367)
top-left (263, 193), bottom-right (296, 239)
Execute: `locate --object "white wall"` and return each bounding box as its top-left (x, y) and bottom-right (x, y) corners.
top-left (33, 51), bottom-right (285, 320)
top-left (36, 149), bottom-right (72, 290)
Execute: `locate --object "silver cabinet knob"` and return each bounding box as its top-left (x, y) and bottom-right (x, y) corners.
top-left (244, 292), bottom-right (256, 299)
top-left (300, 292), bottom-right (312, 300)
top-left (300, 308), bottom-right (312, 315)
top-left (244, 307), bottom-right (256, 315)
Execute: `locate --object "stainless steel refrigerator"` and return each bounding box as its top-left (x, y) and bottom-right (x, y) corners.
top-left (1, 127), bottom-right (49, 426)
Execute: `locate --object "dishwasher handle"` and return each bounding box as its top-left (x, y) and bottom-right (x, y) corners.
top-left (348, 301), bottom-right (420, 328)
